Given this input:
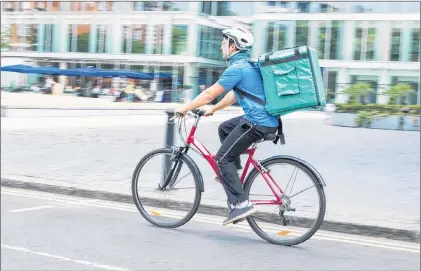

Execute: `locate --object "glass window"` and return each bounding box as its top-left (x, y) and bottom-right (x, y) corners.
top-left (121, 25), bottom-right (130, 53)
top-left (318, 2), bottom-right (346, 12)
top-left (354, 27), bottom-right (363, 60)
top-left (96, 25), bottom-right (107, 53)
top-left (198, 25), bottom-right (223, 60)
top-left (151, 25), bottom-right (165, 54)
top-left (390, 28), bottom-right (401, 61)
top-left (200, 1), bottom-right (253, 16)
top-left (68, 25), bottom-right (90, 53)
top-left (1, 24), bottom-right (11, 51)
top-left (217, 2), bottom-right (253, 16)
top-left (201, 1), bottom-right (212, 14)
top-left (132, 24), bottom-right (147, 54)
top-left (318, 22), bottom-right (327, 58)
top-left (266, 21), bottom-right (287, 52)
top-left (10, 24), bottom-right (38, 52)
top-left (35, 1), bottom-right (47, 11)
top-left (266, 1), bottom-right (291, 11)
top-left (366, 28), bottom-right (375, 61)
top-left (329, 21), bottom-right (341, 60)
top-left (348, 2), bottom-right (419, 13)
top-left (295, 21), bottom-right (308, 46)
top-left (405, 2), bottom-right (420, 13)
top-left (163, 2), bottom-right (189, 11)
top-left (297, 2), bottom-right (310, 13)
top-left (51, 1), bottom-right (61, 11)
top-left (71, 2), bottom-right (83, 11)
top-left (172, 25), bottom-right (188, 55)
top-left (144, 1), bottom-right (159, 11)
top-left (43, 24), bottom-right (54, 52)
top-left (353, 23), bottom-right (376, 61)
top-left (77, 25), bottom-right (90, 52)
top-left (410, 30), bottom-right (420, 62)
top-left (3, 1), bottom-right (15, 11)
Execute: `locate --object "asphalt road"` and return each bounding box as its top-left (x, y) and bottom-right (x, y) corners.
top-left (1, 188), bottom-right (419, 271)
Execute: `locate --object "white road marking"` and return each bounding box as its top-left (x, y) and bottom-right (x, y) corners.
top-left (2, 188), bottom-right (419, 253)
top-left (1, 244), bottom-right (128, 271)
top-left (9, 205), bottom-right (56, 213)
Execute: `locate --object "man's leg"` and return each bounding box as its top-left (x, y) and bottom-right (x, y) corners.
top-left (218, 116), bottom-right (244, 170)
top-left (215, 123), bottom-right (265, 224)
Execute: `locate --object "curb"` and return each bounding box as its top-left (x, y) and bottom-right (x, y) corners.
top-left (2, 177), bottom-right (419, 244)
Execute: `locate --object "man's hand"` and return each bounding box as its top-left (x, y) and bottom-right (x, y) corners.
top-left (205, 107), bottom-right (215, 117)
top-left (175, 106), bottom-right (188, 117)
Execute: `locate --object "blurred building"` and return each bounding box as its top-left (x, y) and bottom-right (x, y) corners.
top-left (1, 1), bottom-right (420, 104)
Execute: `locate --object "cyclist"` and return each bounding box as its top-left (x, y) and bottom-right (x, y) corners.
top-left (175, 26), bottom-right (279, 225)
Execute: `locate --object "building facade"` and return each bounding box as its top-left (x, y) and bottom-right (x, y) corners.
top-left (1, 1), bottom-right (420, 104)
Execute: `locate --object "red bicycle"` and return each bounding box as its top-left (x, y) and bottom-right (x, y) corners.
top-left (132, 109), bottom-right (326, 246)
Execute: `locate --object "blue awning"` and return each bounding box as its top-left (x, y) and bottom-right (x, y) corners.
top-left (95, 69), bottom-right (154, 80)
top-left (0, 64), bottom-right (34, 73)
top-left (146, 72), bottom-right (173, 79)
top-left (27, 65), bottom-right (63, 75)
top-left (61, 67), bottom-right (102, 77)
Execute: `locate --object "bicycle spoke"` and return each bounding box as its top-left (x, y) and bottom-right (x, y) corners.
top-left (170, 172), bottom-right (192, 187)
top-left (287, 167), bottom-right (299, 196)
top-left (166, 187), bottom-right (196, 191)
top-left (289, 185), bottom-right (315, 198)
top-left (284, 167), bottom-right (298, 194)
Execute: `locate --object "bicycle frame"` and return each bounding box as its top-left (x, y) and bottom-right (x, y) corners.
top-left (181, 115), bottom-right (284, 206)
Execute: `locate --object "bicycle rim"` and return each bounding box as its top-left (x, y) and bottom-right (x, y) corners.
top-left (244, 158), bottom-right (326, 246)
top-left (132, 148), bottom-right (201, 228)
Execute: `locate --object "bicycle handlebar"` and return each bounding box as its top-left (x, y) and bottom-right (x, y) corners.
top-left (174, 109), bottom-right (210, 119)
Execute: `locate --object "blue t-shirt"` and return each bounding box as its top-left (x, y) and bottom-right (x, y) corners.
top-left (217, 52), bottom-right (279, 128)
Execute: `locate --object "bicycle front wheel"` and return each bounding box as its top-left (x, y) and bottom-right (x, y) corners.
top-left (244, 157), bottom-right (326, 246)
top-left (132, 148), bottom-right (202, 228)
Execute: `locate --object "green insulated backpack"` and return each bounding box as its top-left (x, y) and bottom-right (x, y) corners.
top-left (257, 46), bottom-right (326, 117)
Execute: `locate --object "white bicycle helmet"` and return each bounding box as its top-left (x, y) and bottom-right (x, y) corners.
top-left (222, 26), bottom-right (254, 51)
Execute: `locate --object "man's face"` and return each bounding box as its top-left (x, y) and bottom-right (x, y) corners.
top-left (221, 37), bottom-right (234, 60)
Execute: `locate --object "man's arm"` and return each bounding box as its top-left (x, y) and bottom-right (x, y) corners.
top-left (209, 90), bottom-right (237, 114)
top-left (178, 82), bottom-right (226, 113)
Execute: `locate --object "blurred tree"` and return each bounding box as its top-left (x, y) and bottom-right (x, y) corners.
top-left (385, 83), bottom-right (413, 105)
top-left (344, 82), bottom-right (372, 104)
top-left (1, 27), bottom-right (12, 49)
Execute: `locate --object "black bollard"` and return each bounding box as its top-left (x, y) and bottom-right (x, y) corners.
top-left (165, 109), bottom-right (175, 148)
top-left (1, 106), bottom-right (6, 117)
top-left (163, 109), bottom-right (175, 185)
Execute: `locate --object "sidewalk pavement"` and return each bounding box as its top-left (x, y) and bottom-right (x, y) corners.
top-left (1, 91), bottom-right (241, 111)
top-left (1, 113), bottom-right (419, 243)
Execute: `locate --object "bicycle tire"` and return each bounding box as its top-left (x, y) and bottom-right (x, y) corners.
top-left (244, 156), bottom-right (326, 246)
top-left (132, 147), bottom-right (202, 228)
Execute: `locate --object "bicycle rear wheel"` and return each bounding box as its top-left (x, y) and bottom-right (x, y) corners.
top-left (244, 157), bottom-right (326, 246)
top-left (132, 148), bottom-right (202, 228)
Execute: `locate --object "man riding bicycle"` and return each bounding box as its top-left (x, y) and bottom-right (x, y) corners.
top-left (175, 26), bottom-right (279, 225)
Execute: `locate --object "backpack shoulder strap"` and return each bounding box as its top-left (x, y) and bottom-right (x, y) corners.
top-left (273, 117), bottom-right (286, 145)
top-left (233, 85), bottom-right (265, 106)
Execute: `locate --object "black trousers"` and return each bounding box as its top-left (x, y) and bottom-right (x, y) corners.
top-left (216, 116), bottom-right (277, 205)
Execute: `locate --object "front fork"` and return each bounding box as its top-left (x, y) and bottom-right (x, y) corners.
top-left (159, 147), bottom-right (186, 190)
